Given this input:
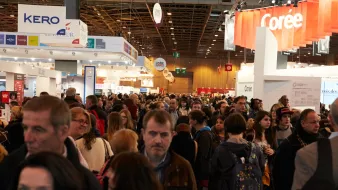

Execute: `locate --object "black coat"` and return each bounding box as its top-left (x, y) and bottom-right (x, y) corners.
top-left (170, 132), bottom-right (196, 167)
top-left (209, 140), bottom-right (265, 190)
top-left (3, 119), bottom-right (24, 153)
top-left (193, 129), bottom-right (213, 181)
top-left (0, 138), bottom-right (101, 190)
top-left (273, 129), bottom-right (322, 190)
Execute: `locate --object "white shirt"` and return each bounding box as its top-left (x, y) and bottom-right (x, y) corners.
top-left (76, 138), bottom-right (113, 172)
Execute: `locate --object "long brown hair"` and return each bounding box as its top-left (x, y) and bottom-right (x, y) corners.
top-left (82, 114), bottom-right (97, 150)
top-left (110, 152), bottom-right (162, 190)
top-left (253, 110), bottom-right (277, 149)
top-left (107, 112), bottom-right (123, 142)
top-left (119, 109), bottom-right (135, 130)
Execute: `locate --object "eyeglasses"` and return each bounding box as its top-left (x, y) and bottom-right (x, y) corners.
top-left (72, 119), bottom-right (88, 125)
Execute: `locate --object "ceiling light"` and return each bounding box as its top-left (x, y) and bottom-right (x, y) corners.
top-left (212, 44), bottom-right (214, 45)
top-left (218, 27), bottom-right (222, 32)
top-left (308, 52), bottom-right (311, 55)
top-left (31, 58), bottom-right (35, 61)
top-left (122, 26), bottom-right (126, 29)
top-left (223, 10), bottom-right (229, 14)
top-left (170, 27), bottom-right (174, 30)
top-left (142, 48), bottom-right (145, 49)
top-left (215, 34), bottom-right (218, 37)
top-left (321, 65), bottom-right (325, 67)
top-left (235, 54), bottom-right (238, 56)
top-left (207, 49), bottom-right (210, 52)
top-left (209, 47), bottom-right (212, 48)
top-left (297, 62), bottom-right (301, 65)
top-left (174, 42), bottom-right (177, 44)
top-left (98, 63), bottom-right (101, 66)
top-left (171, 33), bottom-right (175, 36)
top-left (167, 12), bottom-right (172, 16)
top-left (172, 38), bottom-right (175, 40)
top-left (48, 58), bottom-right (52, 61)
top-left (108, 60), bottom-right (111, 63)
top-left (213, 40), bottom-right (216, 41)
top-left (117, 19), bottom-right (121, 22)
top-left (14, 57), bottom-right (18, 60)
top-left (137, 41), bottom-right (140, 43)
top-left (139, 44), bottom-right (142, 46)
top-left (272, 0), bottom-right (276, 4)
top-left (132, 36), bottom-right (134, 39)
top-left (0, 6), bottom-right (4, 9)
top-left (10, 15), bottom-right (14, 18)
top-left (169, 20), bottom-right (173, 23)
top-left (89, 60), bottom-right (93, 63)
top-left (210, 13), bottom-right (220, 17)
top-left (127, 31), bottom-right (131, 35)
top-left (287, 0), bottom-right (291, 4)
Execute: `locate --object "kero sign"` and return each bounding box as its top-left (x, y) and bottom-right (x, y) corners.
top-left (234, 0), bottom-right (338, 51)
top-left (18, 4), bottom-right (66, 35)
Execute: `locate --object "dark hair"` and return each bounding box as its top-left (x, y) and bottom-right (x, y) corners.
top-left (86, 95), bottom-right (98, 105)
top-left (250, 98), bottom-right (260, 109)
top-left (111, 104), bottom-right (124, 112)
top-left (10, 101), bottom-right (19, 107)
top-left (40, 91), bottom-right (49, 96)
top-left (176, 116), bottom-right (189, 127)
top-left (234, 96), bottom-right (246, 104)
top-left (225, 113), bottom-right (246, 135)
top-left (10, 92), bottom-right (17, 99)
top-left (296, 109), bottom-right (316, 132)
top-left (10, 152), bottom-right (84, 189)
top-left (143, 110), bottom-right (173, 131)
top-left (109, 152), bottom-right (162, 190)
top-left (253, 111), bottom-right (271, 141)
top-left (245, 128), bottom-right (255, 142)
top-left (82, 114), bottom-right (97, 150)
top-left (189, 110), bottom-right (207, 124)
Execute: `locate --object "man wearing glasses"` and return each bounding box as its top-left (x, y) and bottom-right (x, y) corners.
top-left (273, 109), bottom-right (322, 190)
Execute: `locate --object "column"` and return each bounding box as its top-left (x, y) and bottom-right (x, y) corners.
top-left (65, 0), bottom-right (80, 19)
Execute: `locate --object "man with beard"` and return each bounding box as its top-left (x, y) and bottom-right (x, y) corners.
top-left (141, 110), bottom-right (197, 190)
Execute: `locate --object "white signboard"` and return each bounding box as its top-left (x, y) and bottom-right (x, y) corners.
top-left (154, 58), bottom-right (166, 71)
top-left (291, 79), bottom-right (321, 109)
top-left (320, 78), bottom-right (338, 106)
top-left (40, 19), bottom-right (88, 48)
top-left (18, 4), bottom-right (66, 35)
top-left (84, 66), bottom-right (96, 102)
top-left (153, 3), bottom-right (162, 24)
top-left (236, 82), bottom-right (254, 100)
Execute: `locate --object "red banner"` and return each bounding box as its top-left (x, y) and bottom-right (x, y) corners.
top-left (234, 0), bottom-right (337, 51)
top-left (14, 74), bottom-right (24, 105)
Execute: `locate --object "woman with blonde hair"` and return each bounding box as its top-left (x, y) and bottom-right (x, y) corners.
top-left (69, 107), bottom-right (91, 140)
top-left (119, 109), bottom-right (135, 131)
top-left (106, 112), bottom-right (124, 142)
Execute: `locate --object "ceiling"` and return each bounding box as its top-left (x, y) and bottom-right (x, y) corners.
top-left (0, 0), bottom-right (337, 65)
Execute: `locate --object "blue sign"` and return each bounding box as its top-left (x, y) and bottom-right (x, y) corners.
top-left (0, 34), bottom-right (4, 45)
top-left (140, 88), bottom-right (148, 93)
top-left (24, 13), bottom-right (60, 25)
top-left (6, 35), bottom-right (16, 45)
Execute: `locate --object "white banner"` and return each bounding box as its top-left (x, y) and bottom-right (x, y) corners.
top-left (18, 4), bottom-right (66, 35)
top-left (84, 66), bottom-right (96, 102)
top-left (224, 14), bottom-right (235, 51)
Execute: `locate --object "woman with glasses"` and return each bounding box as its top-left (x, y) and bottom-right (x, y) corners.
top-left (119, 109), bottom-right (135, 131)
top-left (76, 114), bottom-right (113, 173)
top-left (69, 107), bottom-right (91, 140)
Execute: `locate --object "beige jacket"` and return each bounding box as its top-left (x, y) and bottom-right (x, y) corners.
top-left (292, 135), bottom-right (338, 190)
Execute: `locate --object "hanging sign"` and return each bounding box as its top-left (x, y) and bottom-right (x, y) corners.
top-left (154, 57), bottom-right (166, 71)
top-left (234, 0), bottom-right (338, 51)
top-left (225, 64), bottom-right (233, 72)
top-left (14, 74), bottom-right (24, 105)
top-left (153, 3), bottom-right (163, 24)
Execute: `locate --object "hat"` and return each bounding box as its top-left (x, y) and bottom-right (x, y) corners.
top-left (276, 107), bottom-right (293, 119)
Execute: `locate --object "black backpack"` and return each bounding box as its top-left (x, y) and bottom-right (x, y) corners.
top-left (230, 142), bottom-right (263, 190)
top-left (301, 138), bottom-right (338, 190)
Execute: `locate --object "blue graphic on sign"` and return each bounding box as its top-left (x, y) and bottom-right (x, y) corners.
top-left (6, 35), bottom-right (16, 45)
top-left (24, 13), bottom-right (60, 25)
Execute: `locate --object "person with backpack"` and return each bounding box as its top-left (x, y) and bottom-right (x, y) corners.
top-left (189, 110), bottom-right (215, 190)
top-left (209, 113), bottom-right (265, 190)
top-left (86, 95), bottom-right (108, 136)
top-left (292, 98), bottom-right (338, 190)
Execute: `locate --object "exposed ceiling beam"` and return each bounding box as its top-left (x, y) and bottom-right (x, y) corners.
top-left (197, 6), bottom-right (212, 55)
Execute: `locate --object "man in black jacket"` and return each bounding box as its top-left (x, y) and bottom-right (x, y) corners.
top-left (0, 96), bottom-right (101, 190)
top-left (273, 109), bottom-right (321, 190)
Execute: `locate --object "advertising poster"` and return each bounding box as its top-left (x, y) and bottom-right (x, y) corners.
top-left (224, 14), bottom-right (235, 51)
top-left (0, 81), bottom-right (6, 91)
top-left (14, 74), bottom-right (24, 105)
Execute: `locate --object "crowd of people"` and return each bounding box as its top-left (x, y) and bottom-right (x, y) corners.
top-left (0, 88), bottom-right (337, 190)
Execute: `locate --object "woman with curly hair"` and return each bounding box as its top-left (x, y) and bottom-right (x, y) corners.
top-left (76, 114), bottom-right (113, 172)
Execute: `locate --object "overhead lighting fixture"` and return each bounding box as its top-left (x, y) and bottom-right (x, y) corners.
top-left (272, 0), bottom-right (276, 4)
top-left (10, 15), bottom-right (14, 18)
top-left (108, 60), bottom-right (111, 63)
top-left (122, 26), bottom-right (126, 29)
top-left (223, 10), bottom-right (229, 14)
top-left (210, 13), bottom-right (220, 17)
top-left (132, 36), bottom-right (134, 39)
top-left (171, 33), bottom-right (175, 36)
top-left (98, 63), bottom-right (101, 66)
top-left (139, 44), bottom-right (142, 46)
top-left (117, 19), bottom-right (121, 22)
top-left (215, 34), bottom-right (218, 37)
top-left (170, 27), bottom-right (174, 30)
top-left (172, 38), bottom-right (175, 40)
top-left (240, 1), bottom-right (247, 8)
top-left (31, 58), bottom-right (35, 61)
top-left (14, 57), bottom-right (18, 60)
top-left (48, 58), bottom-right (52, 62)
top-left (218, 27), bottom-right (222, 32)
top-left (209, 47), bottom-right (212, 48)
top-left (287, 0), bottom-right (291, 5)
top-left (211, 44), bottom-right (214, 45)
top-left (167, 12), bottom-right (172, 16)
top-left (321, 65), bottom-right (325, 67)
top-left (142, 47), bottom-right (145, 49)
top-left (213, 40), bottom-right (216, 41)
top-left (174, 42), bottom-right (177, 44)
top-left (207, 49), bottom-right (210, 52)
top-left (308, 52), bottom-right (311, 55)
top-left (89, 60), bottom-right (93, 63)
top-left (127, 31), bottom-right (131, 35)
top-left (169, 20), bottom-right (173, 23)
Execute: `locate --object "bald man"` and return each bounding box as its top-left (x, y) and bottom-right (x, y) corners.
top-left (292, 98), bottom-right (338, 190)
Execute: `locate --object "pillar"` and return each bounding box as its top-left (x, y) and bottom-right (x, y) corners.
top-left (276, 53), bottom-right (288, 69)
top-left (65, 0), bottom-right (80, 19)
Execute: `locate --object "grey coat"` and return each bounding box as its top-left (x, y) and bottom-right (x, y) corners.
top-left (292, 135), bottom-right (338, 190)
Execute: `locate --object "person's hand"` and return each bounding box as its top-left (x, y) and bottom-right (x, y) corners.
top-left (264, 147), bottom-right (275, 156)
